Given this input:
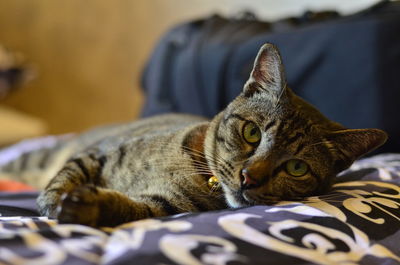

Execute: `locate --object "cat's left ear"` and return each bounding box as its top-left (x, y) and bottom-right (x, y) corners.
top-left (328, 128), bottom-right (388, 170)
top-left (243, 43), bottom-right (286, 98)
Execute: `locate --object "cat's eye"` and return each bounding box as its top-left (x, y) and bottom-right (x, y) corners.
top-left (285, 159), bottom-right (309, 177)
top-left (243, 122), bottom-right (261, 144)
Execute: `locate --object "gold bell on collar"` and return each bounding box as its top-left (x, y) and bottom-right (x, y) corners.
top-left (208, 176), bottom-right (219, 189)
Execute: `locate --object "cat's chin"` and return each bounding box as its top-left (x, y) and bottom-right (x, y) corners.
top-left (224, 190), bottom-right (253, 208)
top-left (225, 187), bottom-right (282, 207)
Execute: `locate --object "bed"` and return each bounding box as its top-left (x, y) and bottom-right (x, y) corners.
top-left (0, 153), bottom-right (399, 265)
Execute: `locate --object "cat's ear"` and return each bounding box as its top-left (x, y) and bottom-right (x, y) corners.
top-left (243, 43), bottom-right (286, 98)
top-left (328, 128), bottom-right (387, 170)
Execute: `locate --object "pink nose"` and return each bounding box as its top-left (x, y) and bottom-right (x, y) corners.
top-left (241, 160), bottom-right (271, 189)
top-left (241, 168), bottom-right (259, 189)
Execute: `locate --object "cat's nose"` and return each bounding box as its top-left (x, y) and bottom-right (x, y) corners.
top-left (241, 168), bottom-right (262, 189)
top-left (241, 160), bottom-right (271, 189)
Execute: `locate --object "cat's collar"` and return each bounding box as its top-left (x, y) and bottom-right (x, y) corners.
top-left (208, 176), bottom-right (220, 190)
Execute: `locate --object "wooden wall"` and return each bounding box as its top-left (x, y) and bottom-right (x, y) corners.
top-left (0, 0), bottom-right (377, 134)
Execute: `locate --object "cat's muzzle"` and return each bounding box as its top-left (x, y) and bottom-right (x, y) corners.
top-left (240, 168), bottom-right (264, 190)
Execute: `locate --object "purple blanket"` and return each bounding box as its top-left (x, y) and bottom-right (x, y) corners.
top-left (0, 154), bottom-right (399, 265)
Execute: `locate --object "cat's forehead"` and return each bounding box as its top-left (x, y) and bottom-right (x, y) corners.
top-left (230, 89), bottom-right (338, 132)
top-left (227, 94), bottom-right (288, 123)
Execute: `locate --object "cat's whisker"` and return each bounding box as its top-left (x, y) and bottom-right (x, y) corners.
top-left (140, 163), bottom-right (213, 174)
top-left (315, 193), bottom-right (348, 198)
top-left (167, 169), bottom-right (213, 176)
top-left (134, 163), bottom-right (211, 173)
top-left (141, 156), bottom-right (211, 168)
top-left (158, 143), bottom-right (235, 178)
top-left (296, 195), bottom-right (351, 203)
top-left (180, 144), bottom-right (232, 165)
top-left (273, 84), bottom-right (286, 110)
top-left (142, 143), bottom-right (229, 170)
top-left (307, 141), bottom-right (331, 148)
top-left (184, 148), bottom-right (230, 168)
top-left (313, 193), bottom-right (351, 199)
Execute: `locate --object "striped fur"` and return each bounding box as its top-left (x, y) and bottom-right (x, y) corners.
top-left (0, 44), bottom-right (387, 227)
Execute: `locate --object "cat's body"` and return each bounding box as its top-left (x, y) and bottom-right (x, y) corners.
top-left (0, 44), bottom-right (387, 227)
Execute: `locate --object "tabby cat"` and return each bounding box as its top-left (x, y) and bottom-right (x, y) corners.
top-left (0, 44), bottom-right (387, 227)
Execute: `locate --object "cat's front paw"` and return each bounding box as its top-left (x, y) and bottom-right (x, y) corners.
top-left (57, 185), bottom-right (100, 227)
top-left (37, 191), bottom-right (61, 218)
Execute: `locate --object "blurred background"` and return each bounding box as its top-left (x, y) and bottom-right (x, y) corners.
top-left (0, 0), bottom-right (390, 146)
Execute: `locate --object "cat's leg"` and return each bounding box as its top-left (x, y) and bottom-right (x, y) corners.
top-left (37, 154), bottom-right (106, 217)
top-left (56, 185), bottom-right (152, 227)
top-left (57, 184), bottom-right (190, 227)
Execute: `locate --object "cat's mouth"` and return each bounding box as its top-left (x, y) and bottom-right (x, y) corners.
top-left (221, 176), bottom-right (269, 207)
top-left (224, 185), bottom-right (282, 207)
top-left (242, 191), bottom-right (282, 205)
top-left (220, 171), bottom-right (280, 207)
top-left (223, 186), bottom-right (252, 207)
top-left (217, 174), bottom-right (252, 207)
top-left (235, 191), bottom-right (253, 206)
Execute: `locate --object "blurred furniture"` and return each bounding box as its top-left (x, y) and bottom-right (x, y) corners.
top-left (0, 45), bottom-right (45, 146)
top-left (0, 105), bottom-right (46, 146)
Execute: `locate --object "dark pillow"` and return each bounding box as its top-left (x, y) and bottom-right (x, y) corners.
top-left (141, 1), bottom-right (400, 154)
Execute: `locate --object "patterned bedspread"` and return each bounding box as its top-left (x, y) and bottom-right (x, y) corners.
top-left (0, 154), bottom-right (399, 265)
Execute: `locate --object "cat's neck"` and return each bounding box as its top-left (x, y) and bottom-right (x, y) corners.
top-left (182, 122), bottom-right (210, 176)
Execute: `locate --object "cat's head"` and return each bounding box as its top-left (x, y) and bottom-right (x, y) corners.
top-left (204, 43), bottom-right (387, 207)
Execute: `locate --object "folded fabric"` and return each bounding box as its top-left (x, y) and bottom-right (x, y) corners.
top-left (0, 179), bottom-right (35, 192)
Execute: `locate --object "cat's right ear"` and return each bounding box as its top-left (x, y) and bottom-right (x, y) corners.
top-left (243, 43), bottom-right (286, 98)
top-left (328, 128), bottom-right (388, 171)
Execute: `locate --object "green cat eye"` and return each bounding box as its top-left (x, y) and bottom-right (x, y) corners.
top-left (243, 122), bottom-right (261, 144)
top-left (285, 159), bottom-right (309, 177)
